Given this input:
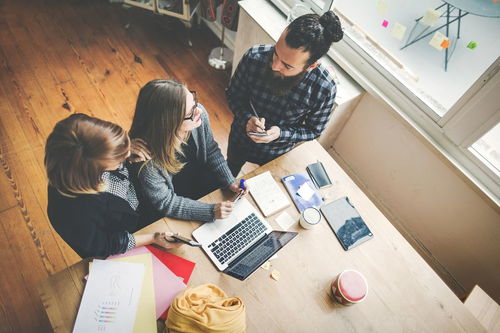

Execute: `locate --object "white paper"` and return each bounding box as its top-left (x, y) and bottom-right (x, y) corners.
top-left (275, 211), bottom-right (297, 231)
top-left (246, 171), bottom-right (290, 216)
top-left (297, 183), bottom-right (315, 201)
top-left (73, 260), bottom-right (145, 333)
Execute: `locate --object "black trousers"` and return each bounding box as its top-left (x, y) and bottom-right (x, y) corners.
top-left (172, 160), bottom-right (222, 200)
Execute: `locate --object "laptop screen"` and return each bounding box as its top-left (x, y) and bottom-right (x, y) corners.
top-left (223, 231), bottom-right (297, 280)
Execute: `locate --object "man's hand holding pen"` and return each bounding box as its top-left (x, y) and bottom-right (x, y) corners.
top-left (246, 100), bottom-right (280, 143)
top-left (246, 116), bottom-right (281, 143)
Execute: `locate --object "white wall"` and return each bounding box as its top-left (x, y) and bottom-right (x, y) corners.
top-left (331, 92), bottom-right (500, 302)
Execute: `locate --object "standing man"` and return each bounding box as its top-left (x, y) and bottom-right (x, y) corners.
top-left (226, 11), bottom-right (343, 176)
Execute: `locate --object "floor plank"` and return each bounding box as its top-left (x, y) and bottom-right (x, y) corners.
top-left (0, 0), bottom-right (248, 331)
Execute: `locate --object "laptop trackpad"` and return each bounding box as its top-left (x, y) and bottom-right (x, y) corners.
top-left (223, 231), bottom-right (297, 281)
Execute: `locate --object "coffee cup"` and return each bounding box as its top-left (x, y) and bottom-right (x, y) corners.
top-left (299, 207), bottom-right (321, 229)
top-left (331, 269), bottom-right (368, 305)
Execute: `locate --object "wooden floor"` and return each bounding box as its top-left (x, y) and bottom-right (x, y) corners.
top-left (0, 0), bottom-right (244, 331)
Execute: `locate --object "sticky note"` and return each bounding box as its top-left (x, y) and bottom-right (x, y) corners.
top-left (421, 9), bottom-right (441, 26)
top-left (391, 23), bottom-right (407, 40)
top-left (297, 183), bottom-right (315, 201)
top-left (376, 0), bottom-right (389, 15)
top-left (382, 20), bottom-right (389, 28)
top-left (429, 31), bottom-right (447, 50)
top-left (261, 261), bottom-right (271, 270)
top-left (467, 41), bottom-right (477, 49)
top-left (275, 211), bottom-right (296, 231)
top-left (440, 39), bottom-right (450, 49)
top-left (271, 269), bottom-right (281, 281)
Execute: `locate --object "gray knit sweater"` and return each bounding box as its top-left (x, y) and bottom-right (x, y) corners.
top-left (138, 110), bottom-right (235, 222)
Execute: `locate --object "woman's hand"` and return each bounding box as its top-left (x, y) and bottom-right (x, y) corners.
top-left (214, 201), bottom-right (234, 219)
top-left (227, 179), bottom-right (249, 195)
top-left (153, 232), bottom-right (184, 250)
top-left (129, 138), bottom-right (151, 162)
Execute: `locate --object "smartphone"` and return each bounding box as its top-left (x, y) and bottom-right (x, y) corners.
top-left (168, 235), bottom-right (202, 247)
top-left (249, 131), bottom-right (268, 137)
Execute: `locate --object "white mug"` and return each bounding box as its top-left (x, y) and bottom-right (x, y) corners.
top-left (299, 207), bottom-right (321, 229)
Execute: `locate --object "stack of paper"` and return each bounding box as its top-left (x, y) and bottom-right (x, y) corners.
top-left (76, 247), bottom-right (196, 332)
top-left (73, 260), bottom-right (145, 333)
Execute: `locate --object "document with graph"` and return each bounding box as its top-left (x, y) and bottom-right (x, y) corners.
top-left (73, 259), bottom-right (145, 333)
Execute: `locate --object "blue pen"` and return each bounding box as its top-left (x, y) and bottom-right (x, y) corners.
top-left (233, 179), bottom-right (246, 202)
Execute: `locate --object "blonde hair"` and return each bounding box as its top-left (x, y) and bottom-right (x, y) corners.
top-left (129, 79), bottom-right (188, 174)
top-left (44, 114), bottom-right (130, 195)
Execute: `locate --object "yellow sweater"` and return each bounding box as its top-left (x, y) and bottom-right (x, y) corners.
top-left (166, 284), bottom-right (246, 333)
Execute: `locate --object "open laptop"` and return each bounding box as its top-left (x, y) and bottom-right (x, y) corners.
top-left (192, 198), bottom-right (297, 280)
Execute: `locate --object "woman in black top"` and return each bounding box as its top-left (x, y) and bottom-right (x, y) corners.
top-left (45, 113), bottom-right (181, 258)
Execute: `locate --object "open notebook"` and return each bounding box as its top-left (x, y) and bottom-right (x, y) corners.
top-left (245, 171), bottom-right (290, 216)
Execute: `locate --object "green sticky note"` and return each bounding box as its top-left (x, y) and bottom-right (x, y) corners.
top-left (467, 41), bottom-right (477, 50)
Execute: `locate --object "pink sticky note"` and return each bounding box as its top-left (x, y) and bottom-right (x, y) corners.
top-left (382, 20), bottom-right (389, 28)
top-left (109, 246), bottom-right (187, 319)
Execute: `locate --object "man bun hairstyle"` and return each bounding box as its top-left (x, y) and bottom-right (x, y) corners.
top-left (285, 11), bottom-right (343, 66)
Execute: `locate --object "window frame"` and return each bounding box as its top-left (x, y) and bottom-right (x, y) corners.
top-left (269, 0), bottom-right (500, 204)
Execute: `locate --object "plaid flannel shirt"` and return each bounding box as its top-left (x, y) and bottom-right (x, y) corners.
top-left (226, 45), bottom-right (337, 165)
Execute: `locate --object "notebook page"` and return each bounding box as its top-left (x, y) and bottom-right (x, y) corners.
top-left (246, 171), bottom-right (290, 216)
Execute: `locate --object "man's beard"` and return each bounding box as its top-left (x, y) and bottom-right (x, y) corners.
top-left (261, 64), bottom-right (307, 96)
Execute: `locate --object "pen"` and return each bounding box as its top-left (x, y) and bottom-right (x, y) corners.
top-left (249, 100), bottom-right (265, 131)
top-left (249, 100), bottom-right (259, 118)
top-left (232, 179), bottom-right (246, 202)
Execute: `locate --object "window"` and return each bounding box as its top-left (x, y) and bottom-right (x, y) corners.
top-left (269, 0), bottom-right (500, 203)
top-left (470, 123), bottom-right (500, 178)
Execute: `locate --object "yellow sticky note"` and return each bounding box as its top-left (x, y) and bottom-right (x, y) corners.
top-left (109, 254), bottom-right (156, 333)
top-left (391, 23), bottom-right (407, 40)
top-left (376, 0), bottom-right (389, 15)
top-left (429, 31), bottom-right (447, 50)
top-left (261, 261), bottom-right (271, 270)
top-left (421, 9), bottom-right (441, 26)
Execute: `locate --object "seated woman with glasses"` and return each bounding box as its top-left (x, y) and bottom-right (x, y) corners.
top-left (45, 113), bottom-right (182, 258)
top-left (129, 79), bottom-right (246, 222)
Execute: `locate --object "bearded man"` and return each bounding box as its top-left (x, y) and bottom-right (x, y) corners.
top-left (225, 11), bottom-right (344, 176)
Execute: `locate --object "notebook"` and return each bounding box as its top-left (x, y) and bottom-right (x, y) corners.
top-left (245, 171), bottom-right (290, 216)
top-left (282, 172), bottom-right (323, 212)
top-left (192, 198), bottom-right (297, 280)
top-left (320, 196), bottom-right (373, 250)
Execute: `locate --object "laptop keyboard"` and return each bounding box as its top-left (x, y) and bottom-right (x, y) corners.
top-left (207, 213), bottom-right (267, 264)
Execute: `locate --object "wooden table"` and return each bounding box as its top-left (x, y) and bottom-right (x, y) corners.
top-left (38, 140), bottom-right (484, 332)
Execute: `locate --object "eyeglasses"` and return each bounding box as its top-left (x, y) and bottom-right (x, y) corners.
top-left (184, 90), bottom-right (198, 121)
